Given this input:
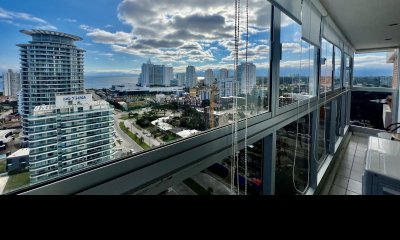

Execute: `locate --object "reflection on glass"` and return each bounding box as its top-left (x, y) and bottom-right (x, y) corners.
top-left (276, 114), bottom-right (311, 195)
top-left (165, 139), bottom-right (264, 195)
top-left (320, 38), bottom-right (333, 94)
top-left (317, 103), bottom-right (331, 168)
top-left (334, 46), bottom-right (342, 89)
top-left (1, 0), bottom-right (273, 194)
top-left (279, 13), bottom-right (315, 107)
top-left (350, 91), bottom-right (392, 130)
top-left (353, 51), bottom-right (394, 88)
top-left (344, 54), bottom-right (351, 87)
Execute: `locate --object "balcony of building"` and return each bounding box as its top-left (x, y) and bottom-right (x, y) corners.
top-left (1, 0), bottom-right (400, 195)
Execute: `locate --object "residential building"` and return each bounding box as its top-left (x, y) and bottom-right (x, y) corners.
top-left (138, 59), bottom-right (174, 87)
top-left (219, 68), bottom-right (229, 79)
top-left (204, 69), bottom-right (215, 86)
top-left (237, 62), bottom-right (256, 95)
top-left (176, 73), bottom-right (186, 86)
top-left (18, 30), bottom-right (85, 135)
top-left (3, 69), bottom-right (21, 97)
top-left (6, 148), bottom-right (29, 173)
top-left (218, 78), bottom-right (234, 97)
top-left (186, 66), bottom-right (197, 88)
top-left (27, 94), bottom-right (115, 183)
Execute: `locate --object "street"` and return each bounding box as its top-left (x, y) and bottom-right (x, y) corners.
top-left (113, 112), bottom-right (143, 153)
top-left (124, 120), bottom-right (161, 147)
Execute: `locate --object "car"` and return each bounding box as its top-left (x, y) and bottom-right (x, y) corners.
top-left (129, 149), bottom-right (135, 154)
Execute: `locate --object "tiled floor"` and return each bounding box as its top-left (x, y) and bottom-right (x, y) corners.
top-left (329, 135), bottom-right (368, 195)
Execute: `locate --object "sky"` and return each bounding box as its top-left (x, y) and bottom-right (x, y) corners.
top-left (0, 0), bottom-right (394, 77)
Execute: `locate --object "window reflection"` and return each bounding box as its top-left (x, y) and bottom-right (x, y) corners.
top-left (279, 13), bottom-right (316, 108)
top-left (334, 46), bottom-right (342, 89)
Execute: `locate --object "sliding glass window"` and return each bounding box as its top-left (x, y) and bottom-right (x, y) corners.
top-left (317, 102), bottom-right (331, 168)
top-left (279, 12), bottom-right (316, 108)
top-left (353, 51), bottom-right (394, 88)
top-left (333, 46), bottom-right (342, 89)
top-left (344, 54), bottom-right (351, 88)
top-left (276, 113), bottom-right (311, 195)
top-left (320, 38), bottom-right (333, 94)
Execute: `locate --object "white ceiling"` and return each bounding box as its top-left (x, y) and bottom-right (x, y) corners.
top-left (319, 0), bottom-right (400, 51)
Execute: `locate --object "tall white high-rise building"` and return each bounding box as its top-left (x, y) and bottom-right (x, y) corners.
top-left (139, 58), bottom-right (152, 87)
top-left (219, 68), bottom-right (229, 79)
top-left (176, 73), bottom-right (186, 86)
top-left (3, 69), bottom-right (21, 97)
top-left (186, 66), bottom-right (197, 88)
top-left (164, 67), bottom-right (174, 86)
top-left (218, 78), bottom-right (234, 97)
top-left (237, 62), bottom-right (256, 95)
top-left (18, 30), bottom-right (85, 135)
top-left (18, 30), bottom-right (115, 184)
top-left (27, 94), bottom-right (115, 183)
top-left (139, 59), bottom-right (174, 86)
top-left (204, 69), bottom-right (215, 86)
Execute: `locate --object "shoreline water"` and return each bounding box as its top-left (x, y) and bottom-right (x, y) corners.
top-left (0, 76), bottom-right (138, 93)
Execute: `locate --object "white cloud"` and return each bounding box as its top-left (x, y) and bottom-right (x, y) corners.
top-left (57, 18), bottom-right (77, 23)
top-left (99, 53), bottom-right (114, 57)
top-left (0, 7), bottom-right (57, 30)
top-left (80, 25), bottom-right (133, 45)
top-left (354, 54), bottom-right (392, 68)
top-left (81, 0), bottom-right (276, 69)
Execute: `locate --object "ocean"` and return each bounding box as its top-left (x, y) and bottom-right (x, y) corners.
top-left (0, 76), bottom-right (138, 93)
top-left (85, 75), bottom-right (138, 89)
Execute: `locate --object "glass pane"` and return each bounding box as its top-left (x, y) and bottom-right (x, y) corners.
top-left (1, 0), bottom-right (273, 193)
top-left (317, 103), bottom-right (331, 168)
top-left (279, 13), bottom-right (315, 108)
top-left (344, 54), bottom-right (351, 87)
top-left (166, 138), bottom-right (264, 195)
top-left (350, 91), bottom-right (392, 130)
top-left (353, 51), bottom-right (394, 88)
top-left (333, 46), bottom-right (342, 89)
top-left (335, 98), bottom-right (342, 142)
top-left (320, 39), bottom-right (333, 94)
top-left (276, 114), bottom-right (311, 195)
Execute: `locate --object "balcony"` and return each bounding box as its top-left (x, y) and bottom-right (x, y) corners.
top-left (3, 0), bottom-right (400, 195)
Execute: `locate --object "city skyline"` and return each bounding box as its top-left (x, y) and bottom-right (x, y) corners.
top-left (0, 0), bottom-right (393, 77)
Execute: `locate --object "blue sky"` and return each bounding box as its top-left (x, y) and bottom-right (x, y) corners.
top-left (0, 0), bottom-right (393, 77)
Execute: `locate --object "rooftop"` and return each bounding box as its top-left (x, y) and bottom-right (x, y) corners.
top-left (20, 29), bottom-right (82, 41)
top-left (7, 148), bottom-right (30, 158)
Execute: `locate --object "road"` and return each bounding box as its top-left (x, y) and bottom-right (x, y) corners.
top-left (124, 120), bottom-right (161, 148)
top-left (113, 113), bottom-right (143, 153)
